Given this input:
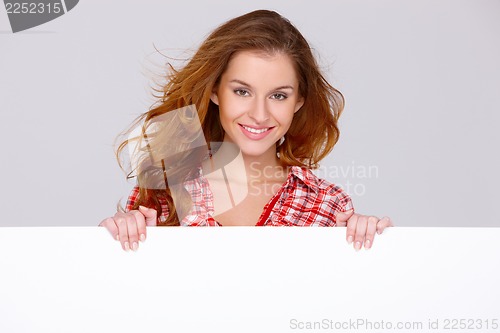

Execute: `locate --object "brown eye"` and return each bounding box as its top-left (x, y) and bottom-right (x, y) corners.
top-left (234, 89), bottom-right (250, 97)
top-left (271, 93), bottom-right (287, 100)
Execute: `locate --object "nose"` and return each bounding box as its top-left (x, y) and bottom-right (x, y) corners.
top-left (247, 98), bottom-right (270, 124)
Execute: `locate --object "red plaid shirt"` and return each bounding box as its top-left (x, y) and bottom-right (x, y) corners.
top-left (126, 166), bottom-right (353, 226)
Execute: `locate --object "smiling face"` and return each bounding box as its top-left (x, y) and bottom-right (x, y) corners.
top-left (211, 50), bottom-right (304, 161)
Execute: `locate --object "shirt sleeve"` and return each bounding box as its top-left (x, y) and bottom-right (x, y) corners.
top-left (125, 186), bottom-right (140, 212)
top-left (326, 184), bottom-right (354, 226)
top-left (125, 186), bottom-right (170, 223)
top-left (339, 189), bottom-right (354, 212)
top-left (328, 184), bottom-right (354, 211)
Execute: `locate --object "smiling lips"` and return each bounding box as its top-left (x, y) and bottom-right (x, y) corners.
top-left (239, 124), bottom-right (275, 139)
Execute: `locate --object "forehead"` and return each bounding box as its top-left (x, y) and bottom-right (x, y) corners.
top-left (221, 50), bottom-right (299, 86)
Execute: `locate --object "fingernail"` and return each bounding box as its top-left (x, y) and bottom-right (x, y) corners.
top-left (115, 234), bottom-right (119, 241)
top-left (364, 239), bottom-right (371, 249)
top-left (347, 236), bottom-right (353, 244)
top-left (124, 242), bottom-right (130, 251)
top-left (354, 241), bottom-right (361, 251)
top-left (139, 234), bottom-right (146, 242)
top-left (132, 242), bottom-right (138, 251)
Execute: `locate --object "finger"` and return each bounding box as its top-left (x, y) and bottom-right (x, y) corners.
top-left (126, 212), bottom-right (140, 252)
top-left (354, 215), bottom-right (368, 251)
top-left (377, 216), bottom-right (393, 234)
top-left (114, 213), bottom-right (131, 251)
top-left (335, 209), bottom-right (354, 225)
top-left (364, 216), bottom-right (378, 249)
top-left (99, 217), bottom-right (119, 241)
top-left (128, 210), bottom-right (148, 250)
top-left (345, 214), bottom-right (358, 245)
top-left (336, 220), bottom-right (347, 227)
top-left (139, 205), bottom-right (158, 227)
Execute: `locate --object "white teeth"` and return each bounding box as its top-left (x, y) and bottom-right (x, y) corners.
top-left (242, 125), bottom-right (270, 134)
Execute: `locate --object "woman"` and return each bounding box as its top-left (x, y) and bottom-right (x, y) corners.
top-left (100, 9), bottom-right (392, 251)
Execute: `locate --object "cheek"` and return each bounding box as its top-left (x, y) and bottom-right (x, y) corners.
top-left (218, 93), bottom-right (244, 118)
top-left (217, 95), bottom-right (244, 132)
top-left (273, 102), bottom-right (297, 124)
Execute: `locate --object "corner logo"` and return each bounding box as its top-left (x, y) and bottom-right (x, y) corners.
top-left (3, 0), bottom-right (79, 33)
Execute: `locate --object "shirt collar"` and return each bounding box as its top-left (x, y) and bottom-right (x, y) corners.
top-left (289, 166), bottom-right (320, 194)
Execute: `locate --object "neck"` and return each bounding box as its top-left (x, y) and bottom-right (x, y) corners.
top-left (210, 140), bottom-right (285, 181)
top-left (204, 142), bottom-right (286, 179)
top-left (243, 149), bottom-right (281, 171)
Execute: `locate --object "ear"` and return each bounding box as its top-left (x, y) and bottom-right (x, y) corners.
top-left (210, 88), bottom-right (219, 106)
top-left (294, 96), bottom-right (305, 113)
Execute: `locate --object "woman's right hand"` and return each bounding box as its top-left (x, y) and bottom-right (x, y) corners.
top-left (99, 206), bottom-right (157, 251)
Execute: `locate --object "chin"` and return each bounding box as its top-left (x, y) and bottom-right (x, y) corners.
top-left (237, 142), bottom-right (275, 157)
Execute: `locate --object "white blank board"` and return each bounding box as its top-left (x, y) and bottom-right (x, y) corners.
top-left (0, 227), bottom-right (499, 332)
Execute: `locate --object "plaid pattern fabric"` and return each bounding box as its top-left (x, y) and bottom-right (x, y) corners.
top-left (126, 166), bottom-right (353, 226)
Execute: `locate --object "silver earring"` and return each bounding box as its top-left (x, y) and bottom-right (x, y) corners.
top-left (276, 136), bottom-right (285, 159)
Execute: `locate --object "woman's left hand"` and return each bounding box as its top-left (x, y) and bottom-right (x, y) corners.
top-left (335, 210), bottom-right (393, 250)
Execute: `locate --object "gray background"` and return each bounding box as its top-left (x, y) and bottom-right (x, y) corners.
top-left (0, 0), bottom-right (498, 226)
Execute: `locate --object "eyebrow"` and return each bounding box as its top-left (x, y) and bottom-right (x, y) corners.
top-left (229, 79), bottom-right (294, 91)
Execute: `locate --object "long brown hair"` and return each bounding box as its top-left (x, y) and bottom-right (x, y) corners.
top-left (116, 9), bottom-right (345, 225)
